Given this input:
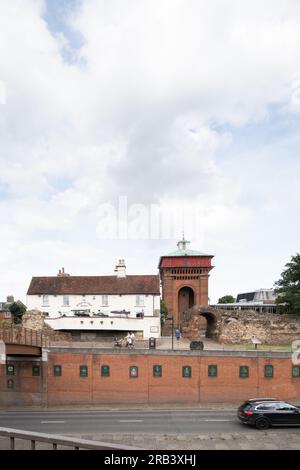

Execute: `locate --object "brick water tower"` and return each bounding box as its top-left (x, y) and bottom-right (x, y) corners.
top-left (159, 237), bottom-right (214, 327)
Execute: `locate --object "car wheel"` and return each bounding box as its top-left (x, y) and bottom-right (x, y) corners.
top-left (255, 418), bottom-right (270, 430)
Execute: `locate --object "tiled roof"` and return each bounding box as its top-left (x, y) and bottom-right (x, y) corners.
top-left (27, 275), bottom-right (160, 295)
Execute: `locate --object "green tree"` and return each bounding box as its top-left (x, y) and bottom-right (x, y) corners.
top-left (160, 299), bottom-right (168, 325)
top-left (9, 301), bottom-right (27, 325)
top-left (218, 295), bottom-right (236, 304)
top-left (274, 253), bottom-right (300, 314)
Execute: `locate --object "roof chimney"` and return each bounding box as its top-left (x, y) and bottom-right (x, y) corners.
top-left (6, 295), bottom-right (14, 303)
top-left (57, 267), bottom-right (70, 277)
top-left (114, 259), bottom-right (126, 278)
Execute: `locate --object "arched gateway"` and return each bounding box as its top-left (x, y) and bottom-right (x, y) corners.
top-left (159, 237), bottom-right (214, 328)
top-left (178, 286), bottom-right (195, 323)
top-left (180, 306), bottom-right (219, 340)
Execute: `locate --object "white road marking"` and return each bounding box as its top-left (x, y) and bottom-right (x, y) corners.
top-left (40, 421), bottom-right (66, 424)
top-left (203, 419), bottom-right (231, 422)
top-left (119, 419), bottom-right (144, 423)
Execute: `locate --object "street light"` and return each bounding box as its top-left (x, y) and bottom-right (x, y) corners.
top-left (166, 316), bottom-right (174, 350)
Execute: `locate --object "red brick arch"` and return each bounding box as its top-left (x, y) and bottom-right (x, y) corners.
top-left (178, 285), bottom-right (195, 324)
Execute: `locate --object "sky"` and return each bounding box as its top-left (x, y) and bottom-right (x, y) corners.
top-left (0, 0), bottom-right (300, 304)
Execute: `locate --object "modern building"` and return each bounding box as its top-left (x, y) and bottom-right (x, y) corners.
top-left (214, 289), bottom-right (279, 314)
top-left (236, 289), bottom-right (276, 303)
top-left (26, 260), bottom-right (161, 339)
top-left (159, 237), bottom-right (214, 327)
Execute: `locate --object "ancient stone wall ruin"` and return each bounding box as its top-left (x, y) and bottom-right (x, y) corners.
top-left (182, 307), bottom-right (300, 344)
top-left (22, 310), bottom-right (72, 343)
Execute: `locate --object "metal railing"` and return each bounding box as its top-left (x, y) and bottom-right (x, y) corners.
top-left (0, 326), bottom-right (47, 347)
top-left (0, 427), bottom-right (140, 451)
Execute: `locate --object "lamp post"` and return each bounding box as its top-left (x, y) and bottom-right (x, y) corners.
top-left (166, 316), bottom-right (174, 350)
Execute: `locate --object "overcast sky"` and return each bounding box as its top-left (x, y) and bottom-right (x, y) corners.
top-left (0, 0), bottom-right (300, 304)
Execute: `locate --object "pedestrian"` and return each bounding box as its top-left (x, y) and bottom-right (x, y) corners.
top-left (125, 332), bottom-right (130, 347)
top-left (130, 331), bottom-right (135, 347)
top-left (175, 328), bottom-right (181, 341)
top-left (127, 336), bottom-right (133, 348)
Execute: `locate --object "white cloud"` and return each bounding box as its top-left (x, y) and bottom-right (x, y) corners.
top-left (0, 0), bottom-right (300, 302)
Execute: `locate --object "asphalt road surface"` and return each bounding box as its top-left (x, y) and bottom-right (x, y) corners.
top-left (0, 409), bottom-right (299, 435)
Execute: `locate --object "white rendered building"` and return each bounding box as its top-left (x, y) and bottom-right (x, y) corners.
top-left (26, 261), bottom-right (161, 339)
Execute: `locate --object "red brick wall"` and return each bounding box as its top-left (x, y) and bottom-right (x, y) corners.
top-left (46, 352), bottom-right (300, 405)
top-left (0, 361), bottom-right (44, 406)
top-left (1, 353), bottom-right (300, 406)
top-left (162, 276), bottom-right (211, 324)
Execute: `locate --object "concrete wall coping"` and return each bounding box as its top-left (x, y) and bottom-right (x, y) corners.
top-left (46, 347), bottom-right (293, 358)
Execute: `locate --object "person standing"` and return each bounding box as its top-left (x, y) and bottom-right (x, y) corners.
top-left (130, 331), bottom-right (135, 348)
top-left (125, 332), bottom-right (130, 347)
top-left (175, 328), bottom-right (181, 341)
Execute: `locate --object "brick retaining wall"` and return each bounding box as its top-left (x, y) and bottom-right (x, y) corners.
top-left (0, 350), bottom-right (300, 406)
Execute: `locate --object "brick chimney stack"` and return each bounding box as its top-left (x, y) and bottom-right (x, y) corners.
top-left (57, 267), bottom-right (70, 277)
top-left (114, 259), bottom-right (126, 278)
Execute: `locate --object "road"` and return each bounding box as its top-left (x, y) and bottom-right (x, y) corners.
top-left (0, 409), bottom-right (297, 435)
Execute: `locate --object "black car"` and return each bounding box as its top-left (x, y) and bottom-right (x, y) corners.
top-left (238, 399), bottom-right (300, 429)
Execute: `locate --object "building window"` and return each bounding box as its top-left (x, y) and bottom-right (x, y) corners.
top-left (63, 295), bottom-right (69, 306)
top-left (42, 295), bottom-right (49, 306)
top-left (129, 366), bottom-right (138, 378)
top-left (102, 295), bottom-right (108, 306)
top-left (208, 365), bottom-right (218, 377)
top-left (264, 364), bottom-right (273, 378)
top-left (153, 365), bottom-right (162, 377)
top-left (32, 365), bottom-right (41, 376)
top-left (292, 365), bottom-right (300, 378)
top-left (136, 295), bottom-right (145, 307)
top-left (239, 366), bottom-right (249, 378)
top-left (4, 312), bottom-right (11, 318)
top-left (53, 365), bottom-right (62, 376)
top-left (182, 366), bottom-right (192, 378)
top-left (6, 364), bottom-right (14, 375)
top-left (101, 365), bottom-right (110, 377)
top-left (80, 365), bottom-right (88, 377)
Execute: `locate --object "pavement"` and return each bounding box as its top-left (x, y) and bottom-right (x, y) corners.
top-left (48, 336), bottom-right (294, 352)
top-left (1, 431), bottom-right (300, 450)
